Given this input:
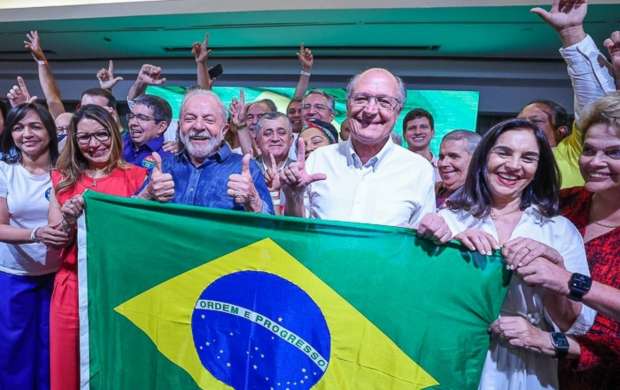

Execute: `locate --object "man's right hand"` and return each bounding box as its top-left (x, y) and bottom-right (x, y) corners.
top-left (280, 137), bottom-right (326, 194)
top-left (97, 60), bottom-right (124, 90)
top-left (229, 89), bottom-right (247, 129)
top-left (531, 0), bottom-right (587, 47)
top-left (603, 31), bottom-right (620, 90)
top-left (136, 64), bottom-right (166, 86)
top-left (24, 30), bottom-right (47, 63)
top-left (145, 152), bottom-right (175, 202)
top-left (7, 76), bottom-right (37, 107)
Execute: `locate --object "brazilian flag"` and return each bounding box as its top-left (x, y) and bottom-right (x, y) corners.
top-left (78, 192), bottom-right (509, 389)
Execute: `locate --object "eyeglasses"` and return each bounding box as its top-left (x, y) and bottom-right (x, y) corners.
top-left (350, 94), bottom-right (401, 111)
top-left (127, 112), bottom-right (158, 122)
top-left (76, 131), bottom-right (111, 145)
top-left (302, 103), bottom-right (331, 112)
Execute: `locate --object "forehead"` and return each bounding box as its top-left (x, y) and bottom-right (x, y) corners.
top-left (260, 117), bottom-right (289, 130)
top-left (301, 127), bottom-right (325, 140)
top-left (183, 95), bottom-right (223, 117)
top-left (441, 138), bottom-right (468, 152)
top-left (351, 70), bottom-right (399, 97)
top-left (407, 117), bottom-right (431, 127)
top-left (585, 123), bottom-right (620, 144)
top-left (17, 109), bottom-right (42, 123)
top-left (248, 102), bottom-right (269, 114)
top-left (81, 94), bottom-right (109, 108)
top-left (303, 93), bottom-right (328, 105)
top-left (76, 117), bottom-right (106, 132)
top-left (131, 103), bottom-right (154, 115)
top-left (494, 128), bottom-right (539, 150)
top-left (288, 100), bottom-right (301, 110)
top-left (519, 104), bottom-right (551, 120)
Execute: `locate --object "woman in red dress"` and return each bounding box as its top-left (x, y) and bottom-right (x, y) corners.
top-left (47, 105), bottom-right (147, 390)
top-left (558, 93), bottom-right (620, 389)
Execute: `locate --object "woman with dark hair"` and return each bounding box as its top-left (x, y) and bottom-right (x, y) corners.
top-left (47, 105), bottom-right (150, 390)
top-left (423, 118), bottom-right (594, 389)
top-left (0, 103), bottom-right (68, 389)
top-left (300, 119), bottom-right (338, 159)
top-left (491, 93), bottom-right (620, 389)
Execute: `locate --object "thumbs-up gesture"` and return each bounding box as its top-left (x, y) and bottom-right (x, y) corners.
top-left (227, 154), bottom-right (263, 212)
top-left (265, 152), bottom-right (281, 192)
top-left (144, 152), bottom-right (175, 202)
top-left (97, 60), bottom-right (124, 90)
top-left (280, 137), bottom-right (326, 194)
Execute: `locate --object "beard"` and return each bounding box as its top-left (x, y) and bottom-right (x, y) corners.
top-left (180, 130), bottom-right (224, 160)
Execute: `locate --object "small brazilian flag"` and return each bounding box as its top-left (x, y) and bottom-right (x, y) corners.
top-left (78, 192), bottom-right (509, 389)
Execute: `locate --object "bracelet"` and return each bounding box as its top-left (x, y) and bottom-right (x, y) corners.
top-left (300, 70), bottom-right (311, 76)
top-left (36, 60), bottom-right (48, 66)
top-left (30, 226), bottom-right (41, 242)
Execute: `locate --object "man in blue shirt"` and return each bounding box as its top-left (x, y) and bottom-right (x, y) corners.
top-left (123, 94), bottom-right (173, 169)
top-left (161, 88), bottom-right (273, 214)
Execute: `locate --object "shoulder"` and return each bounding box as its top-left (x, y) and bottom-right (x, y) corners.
top-left (51, 169), bottom-right (65, 185)
top-left (121, 163), bottom-right (148, 181)
top-left (388, 145), bottom-right (434, 172)
top-left (559, 186), bottom-right (589, 204)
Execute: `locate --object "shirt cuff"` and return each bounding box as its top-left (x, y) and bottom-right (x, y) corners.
top-left (565, 304), bottom-right (597, 336)
top-left (559, 35), bottom-right (601, 75)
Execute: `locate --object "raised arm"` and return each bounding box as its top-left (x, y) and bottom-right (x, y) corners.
top-left (127, 64), bottom-right (166, 101)
top-left (531, 0), bottom-right (615, 117)
top-left (192, 33), bottom-right (213, 90)
top-left (24, 30), bottom-right (65, 118)
top-left (603, 31), bottom-right (620, 90)
top-left (293, 43), bottom-right (313, 99)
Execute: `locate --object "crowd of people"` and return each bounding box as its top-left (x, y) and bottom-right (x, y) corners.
top-left (0, 1), bottom-right (619, 389)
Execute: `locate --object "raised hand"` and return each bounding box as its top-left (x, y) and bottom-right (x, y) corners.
top-left (7, 76), bottom-right (37, 107)
top-left (162, 140), bottom-right (180, 154)
top-left (297, 43), bottom-right (313, 72)
top-left (417, 213), bottom-right (452, 243)
top-left (24, 30), bottom-right (46, 62)
top-left (192, 33), bottom-right (212, 64)
top-left (137, 64), bottom-right (166, 86)
top-left (229, 89), bottom-right (247, 129)
top-left (531, 0), bottom-right (587, 46)
top-left (603, 31), bottom-right (620, 89)
top-left (280, 137), bottom-right (326, 193)
top-left (97, 60), bottom-right (124, 90)
top-left (146, 152), bottom-right (175, 202)
top-left (227, 154), bottom-right (263, 212)
top-left (265, 152), bottom-right (281, 192)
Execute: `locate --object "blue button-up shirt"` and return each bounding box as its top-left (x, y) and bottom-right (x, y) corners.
top-left (161, 143), bottom-right (274, 214)
top-left (122, 132), bottom-right (172, 170)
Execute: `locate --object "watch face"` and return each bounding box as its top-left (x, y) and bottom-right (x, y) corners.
top-left (552, 332), bottom-right (569, 349)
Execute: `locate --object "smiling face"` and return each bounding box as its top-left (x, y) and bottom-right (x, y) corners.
top-left (11, 109), bottom-right (51, 160)
top-left (404, 116), bottom-right (434, 152)
top-left (179, 94), bottom-right (228, 165)
top-left (485, 128), bottom-right (540, 205)
top-left (302, 93), bottom-right (334, 125)
top-left (301, 127), bottom-right (331, 159)
top-left (287, 100), bottom-right (303, 133)
top-left (257, 117), bottom-right (293, 162)
top-left (128, 103), bottom-right (167, 147)
top-left (247, 102), bottom-right (270, 138)
top-left (75, 117), bottom-right (113, 169)
top-left (580, 123), bottom-right (620, 195)
top-left (347, 69), bottom-right (401, 146)
top-left (438, 138), bottom-right (472, 192)
top-left (518, 103), bottom-right (558, 147)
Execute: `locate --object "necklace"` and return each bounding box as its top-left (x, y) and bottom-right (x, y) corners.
top-left (84, 169), bottom-right (108, 188)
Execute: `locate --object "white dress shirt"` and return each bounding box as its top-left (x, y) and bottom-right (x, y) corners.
top-left (304, 138), bottom-right (436, 228)
top-left (559, 34), bottom-right (616, 119)
top-left (438, 206), bottom-right (595, 390)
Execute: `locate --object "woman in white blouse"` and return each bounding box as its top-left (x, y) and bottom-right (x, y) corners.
top-left (420, 118), bottom-right (595, 390)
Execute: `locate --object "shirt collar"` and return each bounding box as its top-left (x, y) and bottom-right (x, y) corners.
top-left (345, 137), bottom-right (394, 171)
top-left (122, 132), bottom-right (165, 153)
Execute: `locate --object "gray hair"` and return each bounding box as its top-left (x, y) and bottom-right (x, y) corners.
top-left (180, 88), bottom-right (227, 121)
top-left (257, 111), bottom-right (292, 134)
top-left (248, 98), bottom-right (277, 113)
top-left (303, 90), bottom-right (336, 112)
top-left (346, 68), bottom-right (407, 110)
top-left (441, 129), bottom-right (481, 154)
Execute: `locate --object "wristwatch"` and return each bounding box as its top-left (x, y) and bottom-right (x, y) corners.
top-left (550, 332), bottom-right (569, 359)
top-left (568, 272), bottom-right (592, 301)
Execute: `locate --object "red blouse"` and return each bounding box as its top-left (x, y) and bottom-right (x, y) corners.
top-left (559, 187), bottom-right (620, 390)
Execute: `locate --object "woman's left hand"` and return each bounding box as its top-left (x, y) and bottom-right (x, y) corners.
top-left (60, 194), bottom-right (85, 226)
top-left (502, 237), bottom-right (564, 270)
top-left (489, 316), bottom-right (555, 356)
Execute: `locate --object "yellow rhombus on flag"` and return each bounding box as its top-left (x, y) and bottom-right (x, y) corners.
top-left (114, 238), bottom-right (438, 389)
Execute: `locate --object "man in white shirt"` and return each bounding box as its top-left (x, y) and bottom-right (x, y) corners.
top-left (280, 68), bottom-right (435, 228)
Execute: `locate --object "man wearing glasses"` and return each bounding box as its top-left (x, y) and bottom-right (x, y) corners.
top-left (280, 68), bottom-right (436, 228)
top-left (123, 94), bottom-right (173, 169)
top-left (301, 90), bottom-right (335, 126)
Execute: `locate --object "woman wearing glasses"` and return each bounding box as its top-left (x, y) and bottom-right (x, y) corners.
top-left (47, 105), bottom-right (149, 390)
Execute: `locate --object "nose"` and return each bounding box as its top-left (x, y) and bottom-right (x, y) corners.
top-left (589, 151), bottom-right (607, 167)
top-left (505, 155), bottom-right (521, 170)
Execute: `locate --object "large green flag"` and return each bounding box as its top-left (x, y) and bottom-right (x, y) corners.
top-left (78, 191), bottom-right (508, 389)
